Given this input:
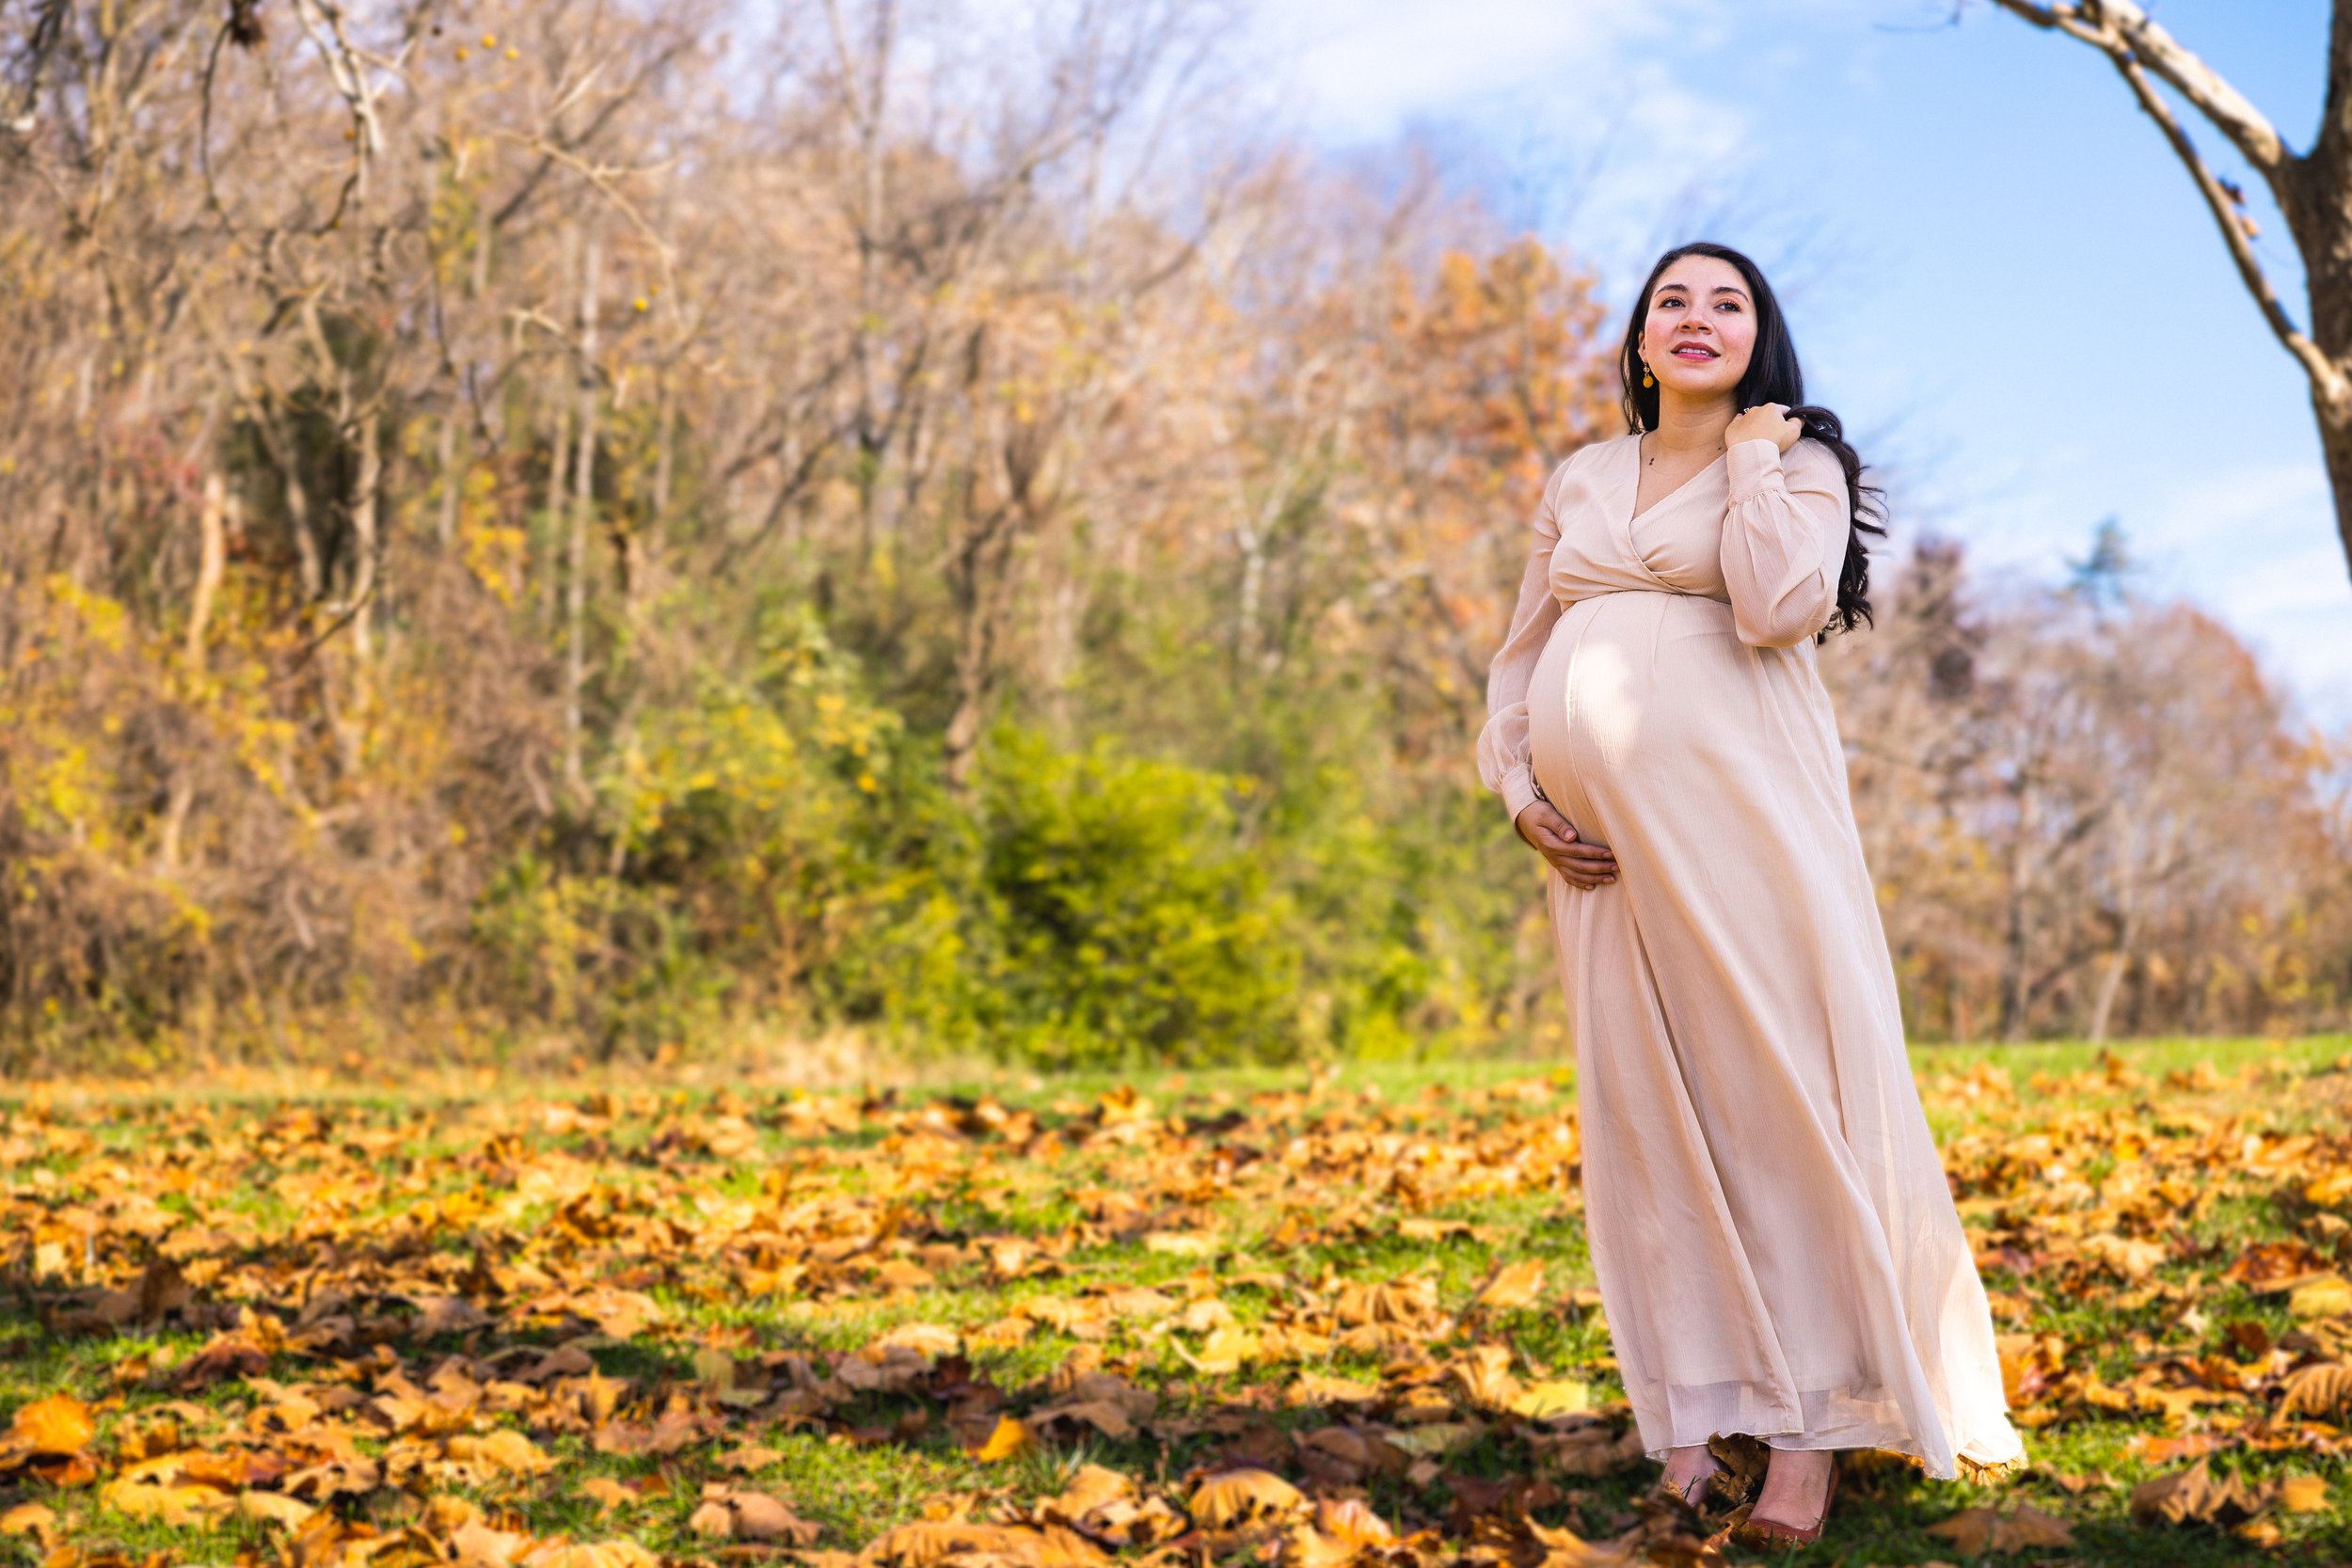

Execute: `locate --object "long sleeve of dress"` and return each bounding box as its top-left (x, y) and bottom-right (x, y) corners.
top-left (1720, 436), bottom-right (1850, 647)
top-left (1477, 459), bottom-right (1568, 826)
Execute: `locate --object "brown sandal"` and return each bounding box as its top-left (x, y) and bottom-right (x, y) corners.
top-left (1732, 1454), bottom-right (1838, 1547)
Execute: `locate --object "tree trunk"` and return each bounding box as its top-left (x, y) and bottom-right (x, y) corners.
top-left (542, 402), bottom-right (571, 631)
top-left (942, 508), bottom-right (1015, 794)
top-left (184, 473), bottom-right (226, 669)
top-left (564, 228), bottom-right (602, 800)
top-left (437, 407), bottom-right (463, 550)
top-left (347, 395), bottom-right (381, 664)
top-left (2087, 922), bottom-right (2136, 1044)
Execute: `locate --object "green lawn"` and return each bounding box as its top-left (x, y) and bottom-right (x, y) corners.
top-left (2, 1035), bottom-right (2348, 1566)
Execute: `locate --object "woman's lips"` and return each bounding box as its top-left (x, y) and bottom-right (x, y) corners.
top-left (1673, 346), bottom-right (1716, 359)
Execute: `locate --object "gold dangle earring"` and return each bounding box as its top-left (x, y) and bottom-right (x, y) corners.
top-left (1640, 357), bottom-right (1654, 388)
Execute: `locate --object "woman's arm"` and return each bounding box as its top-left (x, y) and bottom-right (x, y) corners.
top-left (1476, 462), bottom-right (1568, 823)
top-left (1719, 436), bottom-right (1850, 648)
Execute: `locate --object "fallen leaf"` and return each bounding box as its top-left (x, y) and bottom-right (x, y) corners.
top-left (1188, 1466), bottom-right (1306, 1528)
top-left (969, 1414), bottom-right (1032, 1462)
top-left (2130, 1461), bottom-right (2269, 1528)
top-left (2288, 1275), bottom-right (2352, 1320)
top-left (103, 1475), bottom-right (237, 1527)
top-left (8, 1395), bottom-right (95, 1455)
top-left (0, 1503), bottom-right (57, 1547)
top-left (1474, 1259), bottom-right (1546, 1310)
top-left (2278, 1474), bottom-right (2330, 1513)
top-left (1508, 1379), bottom-right (1590, 1419)
top-left (237, 1490), bottom-right (317, 1529)
top-left (579, 1477), bottom-right (634, 1514)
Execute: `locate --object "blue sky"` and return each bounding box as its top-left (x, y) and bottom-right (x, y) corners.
top-left (1241, 0), bottom-right (2348, 725)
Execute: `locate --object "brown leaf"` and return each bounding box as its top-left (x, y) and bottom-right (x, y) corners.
top-left (1188, 1466), bottom-right (1306, 1528)
top-left (1451, 1343), bottom-right (1521, 1410)
top-left (2129, 1461), bottom-right (2268, 1528)
top-left (862, 1521), bottom-right (1104, 1566)
top-left (717, 1442), bottom-right (785, 1473)
top-left (1195, 1466), bottom-right (1308, 1523)
top-left (723, 1490), bottom-right (820, 1544)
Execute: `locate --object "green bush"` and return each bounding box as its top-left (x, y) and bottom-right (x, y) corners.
top-left (468, 602), bottom-right (1526, 1066)
top-left (961, 726), bottom-right (1305, 1068)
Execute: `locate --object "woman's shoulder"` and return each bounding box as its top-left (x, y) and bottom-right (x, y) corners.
top-left (1549, 431), bottom-right (1633, 483)
top-left (1788, 432), bottom-right (1843, 467)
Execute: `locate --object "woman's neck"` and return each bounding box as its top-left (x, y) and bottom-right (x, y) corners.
top-left (1649, 388), bottom-right (1739, 453)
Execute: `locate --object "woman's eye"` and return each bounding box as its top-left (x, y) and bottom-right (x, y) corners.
top-left (1716, 301), bottom-right (1741, 311)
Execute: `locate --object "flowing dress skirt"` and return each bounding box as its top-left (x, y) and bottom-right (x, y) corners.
top-left (1525, 586), bottom-right (2022, 1478)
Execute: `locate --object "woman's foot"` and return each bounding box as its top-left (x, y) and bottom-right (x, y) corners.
top-left (1740, 1447), bottom-right (1836, 1544)
top-left (1660, 1443), bottom-right (1723, 1510)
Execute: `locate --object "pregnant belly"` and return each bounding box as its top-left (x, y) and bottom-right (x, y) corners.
top-left (1526, 592), bottom-right (1753, 843)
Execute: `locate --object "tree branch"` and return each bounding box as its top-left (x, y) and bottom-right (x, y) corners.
top-left (2105, 47), bottom-right (2346, 404)
top-left (1981, 0), bottom-right (2293, 183)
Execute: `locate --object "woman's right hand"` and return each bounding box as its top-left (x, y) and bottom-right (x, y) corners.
top-left (1514, 800), bottom-right (1618, 889)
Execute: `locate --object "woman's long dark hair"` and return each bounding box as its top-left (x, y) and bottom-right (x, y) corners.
top-left (1617, 241), bottom-right (1884, 639)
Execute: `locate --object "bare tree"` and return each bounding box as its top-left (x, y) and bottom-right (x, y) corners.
top-left (1976, 1), bottom-right (2352, 581)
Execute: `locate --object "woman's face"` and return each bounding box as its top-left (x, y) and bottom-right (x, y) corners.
top-left (1637, 255), bottom-right (1757, 399)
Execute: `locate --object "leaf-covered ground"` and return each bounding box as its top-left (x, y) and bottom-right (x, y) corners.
top-left (4, 1037), bottom-right (2351, 1568)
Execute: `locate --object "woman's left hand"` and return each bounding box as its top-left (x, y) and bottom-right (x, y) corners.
top-left (1725, 402), bottom-right (1801, 453)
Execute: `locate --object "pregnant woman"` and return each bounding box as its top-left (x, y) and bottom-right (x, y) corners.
top-left (1477, 242), bottom-right (2024, 1545)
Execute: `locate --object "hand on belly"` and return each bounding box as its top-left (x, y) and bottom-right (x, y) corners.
top-left (1514, 799), bottom-right (1616, 889)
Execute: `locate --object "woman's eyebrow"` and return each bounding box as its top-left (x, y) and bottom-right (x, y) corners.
top-left (1656, 283), bottom-right (1749, 299)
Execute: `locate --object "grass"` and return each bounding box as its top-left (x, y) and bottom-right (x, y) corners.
top-left (3, 1034), bottom-right (2350, 1566)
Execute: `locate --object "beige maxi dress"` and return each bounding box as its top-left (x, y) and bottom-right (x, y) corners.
top-left (1477, 430), bottom-right (2024, 1479)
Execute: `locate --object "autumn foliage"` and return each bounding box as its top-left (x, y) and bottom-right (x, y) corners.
top-left (0, 0), bottom-right (2346, 1070)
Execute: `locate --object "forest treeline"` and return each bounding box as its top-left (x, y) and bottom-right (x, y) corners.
top-left (0, 0), bottom-right (2344, 1070)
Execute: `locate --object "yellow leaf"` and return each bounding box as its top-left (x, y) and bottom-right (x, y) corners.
top-left (691, 1346), bottom-right (736, 1391)
top-left (2305, 1170), bottom-right (2352, 1207)
top-left (236, 1490), bottom-right (317, 1529)
top-left (2279, 1474), bottom-right (2330, 1513)
top-left (970, 1415), bottom-right (1033, 1462)
top-left (10, 1395), bottom-right (94, 1455)
top-left (0, 1503), bottom-right (56, 1546)
top-left (579, 1477), bottom-right (634, 1515)
top-left (1509, 1379), bottom-right (1591, 1419)
top-left (451, 1428), bottom-right (557, 1477)
top-left (1389, 1422), bottom-right (1481, 1457)
top-left (1475, 1259), bottom-right (1546, 1310)
top-left (520, 1542), bottom-right (662, 1568)
top-left (450, 1517), bottom-right (532, 1568)
top-left (2289, 1275), bottom-right (2352, 1320)
top-left (103, 1476), bottom-right (236, 1527)
top-left (1176, 1324), bottom-right (1258, 1375)
top-left (1286, 1371), bottom-right (1381, 1406)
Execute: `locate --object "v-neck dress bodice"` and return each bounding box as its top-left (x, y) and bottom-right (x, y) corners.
top-left (1474, 431), bottom-right (2024, 1481)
